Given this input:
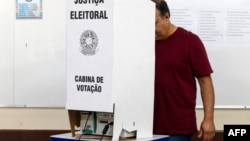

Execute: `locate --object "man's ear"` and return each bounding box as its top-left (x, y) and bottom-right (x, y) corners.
top-left (165, 13), bottom-right (170, 19)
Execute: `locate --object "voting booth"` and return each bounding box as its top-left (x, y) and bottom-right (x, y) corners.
top-left (66, 0), bottom-right (155, 140)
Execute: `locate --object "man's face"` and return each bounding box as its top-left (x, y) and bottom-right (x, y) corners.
top-left (155, 9), bottom-right (170, 40)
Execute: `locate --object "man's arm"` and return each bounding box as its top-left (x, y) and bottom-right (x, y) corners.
top-left (197, 75), bottom-right (216, 141)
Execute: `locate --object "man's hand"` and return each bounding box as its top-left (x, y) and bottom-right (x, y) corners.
top-left (198, 119), bottom-right (215, 141)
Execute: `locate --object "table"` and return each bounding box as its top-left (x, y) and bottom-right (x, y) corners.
top-left (50, 132), bottom-right (170, 141)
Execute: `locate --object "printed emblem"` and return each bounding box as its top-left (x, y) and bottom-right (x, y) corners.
top-left (80, 30), bottom-right (98, 56)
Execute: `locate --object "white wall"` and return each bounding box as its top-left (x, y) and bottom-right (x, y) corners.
top-left (1, 108), bottom-right (250, 131)
top-left (0, 0), bottom-right (14, 105)
top-left (1, 0), bottom-right (250, 133)
top-left (2, 0), bottom-right (250, 108)
top-left (0, 108), bottom-right (69, 130)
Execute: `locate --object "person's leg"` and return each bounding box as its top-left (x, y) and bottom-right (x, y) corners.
top-left (168, 134), bottom-right (193, 141)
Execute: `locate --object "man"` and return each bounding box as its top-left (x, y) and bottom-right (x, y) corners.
top-left (152, 0), bottom-right (216, 141)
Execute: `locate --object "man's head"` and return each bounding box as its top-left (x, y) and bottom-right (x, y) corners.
top-left (151, 0), bottom-right (173, 40)
top-left (151, 0), bottom-right (170, 17)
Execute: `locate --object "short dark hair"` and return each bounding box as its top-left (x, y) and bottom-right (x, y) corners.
top-left (151, 0), bottom-right (170, 17)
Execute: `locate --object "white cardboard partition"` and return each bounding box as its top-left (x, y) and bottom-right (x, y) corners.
top-left (66, 0), bottom-right (114, 112)
top-left (112, 0), bottom-right (155, 140)
top-left (66, 0), bottom-right (155, 140)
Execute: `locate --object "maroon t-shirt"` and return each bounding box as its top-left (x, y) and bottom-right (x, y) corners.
top-left (153, 27), bottom-right (213, 135)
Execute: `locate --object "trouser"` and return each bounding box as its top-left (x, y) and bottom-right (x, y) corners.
top-left (168, 134), bottom-right (193, 141)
